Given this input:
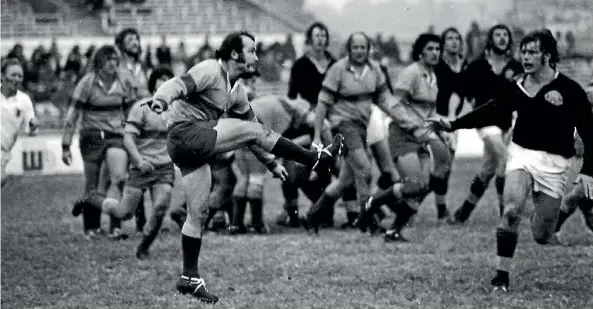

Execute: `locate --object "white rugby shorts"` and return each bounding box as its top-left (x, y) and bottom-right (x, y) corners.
top-left (506, 142), bottom-right (572, 199)
top-left (477, 125), bottom-right (503, 138)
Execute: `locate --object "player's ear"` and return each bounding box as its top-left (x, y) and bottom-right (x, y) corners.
top-left (231, 49), bottom-right (239, 61)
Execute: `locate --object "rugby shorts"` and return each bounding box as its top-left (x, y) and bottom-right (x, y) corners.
top-left (167, 120), bottom-right (218, 176)
top-left (79, 129), bottom-right (125, 162)
top-left (506, 142), bottom-right (572, 199)
top-left (126, 162), bottom-right (176, 189)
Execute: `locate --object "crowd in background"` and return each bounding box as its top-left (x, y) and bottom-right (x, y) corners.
top-left (0, 20), bottom-right (586, 130)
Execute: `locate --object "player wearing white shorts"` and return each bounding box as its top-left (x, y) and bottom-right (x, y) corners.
top-left (1, 58), bottom-right (38, 187)
top-left (429, 30), bottom-right (593, 291)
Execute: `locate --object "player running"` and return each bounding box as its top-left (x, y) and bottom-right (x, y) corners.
top-left (428, 29), bottom-right (593, 291)
top-left (447, 24), bottom-right (523, 224)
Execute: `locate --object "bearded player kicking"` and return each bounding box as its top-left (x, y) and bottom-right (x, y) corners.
top-left (150, 32), bottom-right (342, 303)
top-left (429, 29), bottom-right (593, 291)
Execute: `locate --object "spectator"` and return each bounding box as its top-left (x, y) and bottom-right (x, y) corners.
top-left (173, 41), bottom-right (188, 75)
top-left (83, 45), bottom-right (96, 73)
top-left (465, 21), bottom-right (483, 61)
top-left (283, 34), bottom-right (297, 62)
top-left (144, 44), bottom-right (154, 71)
top-left (565, 30), bottom-right (575, 56)
top-left (64, 45), bottom-right (83, 80)
top-left (383, 35), bottom-right (401, 64)
top-left (156, 35), bottom-right (172, 68)
top-left (48, 38), bottom-right (62, 77)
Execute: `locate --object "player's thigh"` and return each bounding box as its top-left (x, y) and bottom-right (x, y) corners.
top-left (150, 183), bottom-right (173, 215)
top-left (116, 185), bottom-right (145, 219)
top-left (500, 169), bottom-right (532, 229)
top-left (105, 147), bottom-right (128, 181)
top-left (395, 151), bottom-right (427, 185)
top-left (480, 129), bottom-right (506, 175)
top-left (213, 118), bottom-right (278, 153)
top-left (531, 191), bottom-right (562, 243)
top-left (182, 164), bottom-right (212, 225)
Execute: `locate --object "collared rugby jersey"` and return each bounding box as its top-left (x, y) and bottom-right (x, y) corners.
top-left (452, 72), bottom-right (593, 177)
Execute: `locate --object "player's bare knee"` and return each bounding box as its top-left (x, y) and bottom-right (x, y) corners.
top-left (501, 207), bottom-right (521, 231)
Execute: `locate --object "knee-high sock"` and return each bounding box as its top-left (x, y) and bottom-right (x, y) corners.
top-left (181, 234), bottom-right (201, 278)
top-left (271, 137), bottom-right (316, 167)
top-left (495, 228), bottom-right (518, 273)
top-left (249, 198), bottom-right (264, 226)
top-left (232, 197), bottom-right (248, 227)
top-left (306, 192), bottom-right (338, 224)
top-left (456, 175), bottom-right (488, 222)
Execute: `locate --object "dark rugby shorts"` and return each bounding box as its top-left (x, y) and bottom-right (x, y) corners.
top-left (167, 120), bottom-right (218, 175)
top-left (334, 120), bottom-right (367, 156)
top-left (387, 122), bottom-right (424, 158)
top-left (79, 130), bottom-right (125, 162)
top-left (126, 162), bottom-right (176, 189)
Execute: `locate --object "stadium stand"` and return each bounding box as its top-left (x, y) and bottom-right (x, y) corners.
top-left (1, 0), bottom-right (73, 37)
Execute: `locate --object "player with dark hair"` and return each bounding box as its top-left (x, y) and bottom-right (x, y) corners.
top-left (1, 58), bottom-right (38, 187)
top-left (447, 24), bottom-right (523, 224)
top-left (277, 21), bottom-right (337, 227)
top-left (357, 33), bottom-right (453, 241)
top-left (147, 31), bottom-right (342, 303)
top-left (428, 29), bottom-right (593, 291)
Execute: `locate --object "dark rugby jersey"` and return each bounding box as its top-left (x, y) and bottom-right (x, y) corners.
top-left (288, 51), bottom-right (336, 107)
top-left (463, 55), bottom-right (523, 130)
top-left (435, 58), bottom-right (468, 116)
top-left (452, 72), bottom-right (593, 176)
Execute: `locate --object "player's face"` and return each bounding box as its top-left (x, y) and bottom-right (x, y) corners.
top-left (420, 41), bottom-right (441, 66)
top-left (1, 64), bottom-right (23, 95)
top-left (349, 34), bottom-right (369, 65)
top-left (123, 33), bottom-right (140, 56)
top-left (521, 41), bottom-right (546, 74)
top-left (492, 28), bottom-right (510, 51)
top-left (443, 31), bottom-right (461, 54)
top-left (101, 53), bottom-right (120, 75)
top-left (310, 27), bottom-right (328, 52)
top-left (238, 35), bottom-right (258, 73)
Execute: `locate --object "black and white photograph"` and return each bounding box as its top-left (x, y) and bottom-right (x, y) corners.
top-left (1, 0), bottom-right (592, 308)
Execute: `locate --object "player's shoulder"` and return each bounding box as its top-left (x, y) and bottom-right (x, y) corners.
top-left (188, 59), bottom-right (220, 75)
top-left (332, 57), bottom-right (350, 70)
top-left (15, 90), bottom-right (32, 103)
top-left (555, 73), bottom-right (585, 93)
top-left (400, 62), bottom-right (422, 77)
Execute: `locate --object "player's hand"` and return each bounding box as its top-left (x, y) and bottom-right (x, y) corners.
top-left (578, 174), bottom-right (593, 199)
top-left (149, 99), bottom-right (165, 114)
top-left (272, 164), bottom-right (288, 182)
top-left (137, 160), bottom-right (155, 174)
top-left (311, 137), bottom-right (323, 150)
top-left (61, 148), bottom-right (72, 166)
top-left (425, 117), bottom-right (453, 132)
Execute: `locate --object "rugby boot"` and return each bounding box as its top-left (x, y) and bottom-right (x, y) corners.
top-left (311, 134), bottom-right (344, 178)
top-left (228, 224), bottom-right (247, 235)
top-left (384, 230), bottom-right (408, 242)
top-left (176, 276), bottom-right (219, 304)
top-left (490, 271), bottom-right (509, 292)
top-left (299, 215), bottom-right (319, 235)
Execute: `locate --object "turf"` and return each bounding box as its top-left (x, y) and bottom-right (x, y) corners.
top-left (2, 158), bottom-right (592, 309)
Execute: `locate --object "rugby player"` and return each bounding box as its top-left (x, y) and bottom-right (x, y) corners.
top-left (428, 29), bottom-right (593, 291)
top-left (149, 31), bottom-right (343, 303)
top-left (1, 58), bottom-right (38, 187)
top-left (448, 24), bottom-right (523, 224)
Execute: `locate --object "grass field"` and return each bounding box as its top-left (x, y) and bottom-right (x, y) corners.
top-left (2, 158), bottom-right (592, 309)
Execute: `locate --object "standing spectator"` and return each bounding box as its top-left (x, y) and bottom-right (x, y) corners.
top-left (173, 41), bottom-right (188, 76)
top-left (144, 44), bottom-right (154, 71)
top-left (64, 45), bottom-right (83, 80)
top-left (48, 38), bottom-right (62, 77)
top-left (565, 30), bottom-right (575, 56)
top-left (283, 34), bottom-right (297, 62)
top-left (83, 45), bottom-right (97, 74)
top-left (156, 35), bottom-right (172, 68)
top-left (466, 21), bottom-right (483, 61)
